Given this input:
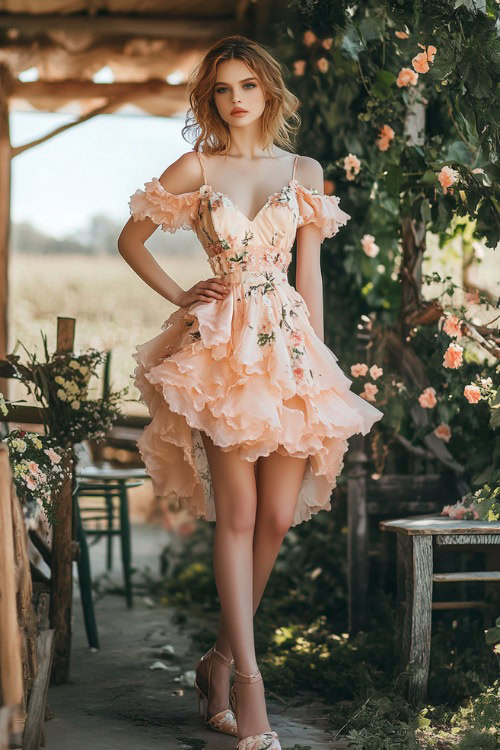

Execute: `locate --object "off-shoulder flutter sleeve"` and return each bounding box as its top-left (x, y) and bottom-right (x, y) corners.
top-left (295, 183), bottom-right (351, 242)
top-left (128, 177), bottom-right (199, 233)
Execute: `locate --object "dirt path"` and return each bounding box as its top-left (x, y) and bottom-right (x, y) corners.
top-left (44, 523), bottom-right (350, 750)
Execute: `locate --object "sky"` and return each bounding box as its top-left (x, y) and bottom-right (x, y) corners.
top-left (11, 107), bottom-right (190, 239)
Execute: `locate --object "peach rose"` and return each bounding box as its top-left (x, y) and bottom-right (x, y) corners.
top-left (361, 234), bottom-right (380, 258)
top-left (351, 363), bottom-right (368, 377)
top-left (418, 386), bottom-right (437, 409)
top-left (317, 57), bottom-right (329, 73)
top-left (369, 365), bottom-right (383, 380)
top-left (361, 383), bottom-right (378, 401)
top-left (396, 68), bottom-right (419, 87)
top-left (293, 60), bottom-right (306, 76)
top-left (464, 384), bottom-right (481, 404)
top-left (395, 31), bottom-right (409, 39)
top-left (434, 423), bottom-right (452, 442)
top-left (418, 43), bottom-right (437, 62)
top-left (303, 30), bottom-right (317, 46)
top-left (28, 461), bottom-right (41, 476)
top-left (376, 124), bottom-right (395, 151)
top-left (344, 153), bottom-right (361, 181)
top-left (443, 342), bottom-right (464, 369)
top-left (442, 314), bottom-right (462, 339)
top-left (438, 166), bottom-right (458, 191)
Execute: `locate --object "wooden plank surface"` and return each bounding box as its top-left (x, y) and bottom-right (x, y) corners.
top-left (21, 629), bottom-right (55, 750)
top-left (433, 571), bottom-right (500, 582)
top-left (380, 514), bottom-right (500, 535)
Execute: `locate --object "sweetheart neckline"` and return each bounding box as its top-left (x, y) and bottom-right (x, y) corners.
top-left (200, 178), bottom-right (298, 224)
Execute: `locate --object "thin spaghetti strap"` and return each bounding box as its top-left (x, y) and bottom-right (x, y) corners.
top-left (292, 154), bottom-right (299, 181)
top-left (196, 150), bottom-right (208, 186)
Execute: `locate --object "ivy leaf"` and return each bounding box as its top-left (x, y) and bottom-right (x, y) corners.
top-left (443, 140), bottom-right (474, 164)
top-left (372, 70), bottom-right (396, 99)
top-left (385, 165), bottom-right (402, 198)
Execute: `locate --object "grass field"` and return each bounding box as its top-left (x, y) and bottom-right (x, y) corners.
top-left (9, 248), bottom-right (211, 415)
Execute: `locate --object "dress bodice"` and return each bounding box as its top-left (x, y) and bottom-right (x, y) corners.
top-left (128, 161), bottom-right (351, 280)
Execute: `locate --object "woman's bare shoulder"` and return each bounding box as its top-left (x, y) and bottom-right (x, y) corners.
top-left (157, 150), bottom-right (204, 195)
top-left (295, 154), bottom-right (324, 192)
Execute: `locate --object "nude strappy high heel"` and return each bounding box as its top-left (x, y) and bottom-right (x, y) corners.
top-left (229, 667), bottom-right (282, 750)
top-left (194, 643), bottom-right (238, 736)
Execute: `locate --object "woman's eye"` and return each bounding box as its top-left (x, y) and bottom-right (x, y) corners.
top-left (243, 83), bottom-right (256, 89)
top-left (215, 87), bottom-right (228, 94)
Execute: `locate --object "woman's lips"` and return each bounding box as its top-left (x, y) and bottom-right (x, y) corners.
top-left (231, 109), bottom-right (248, 116)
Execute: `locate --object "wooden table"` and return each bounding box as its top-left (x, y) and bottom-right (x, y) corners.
top-left (380, 514), bottom-right (500, 705)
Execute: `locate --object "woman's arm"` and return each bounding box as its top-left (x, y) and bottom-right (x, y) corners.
top-left (295, 157), bottom-right (325, 343)
top-left (117, 151), bottom-right (203, 307)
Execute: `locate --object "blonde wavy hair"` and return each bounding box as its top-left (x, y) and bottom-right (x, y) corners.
top-left (182, 35), bottom-right (300, 155)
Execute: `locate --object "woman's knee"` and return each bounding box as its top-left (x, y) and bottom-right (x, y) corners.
top-left (256, 503), bottom-right (294, 538)
top-left (216, 493), bottom-right (257, 534)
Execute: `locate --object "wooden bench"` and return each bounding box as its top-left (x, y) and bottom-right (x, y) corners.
top-left (380, 514), bottom-right (500, 705)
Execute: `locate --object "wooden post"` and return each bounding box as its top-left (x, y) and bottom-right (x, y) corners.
top-left (398, 533), bottom-right (433, 705)
top-left (347, 440), bottom-right (369, 633)
top-left (0, 64), bottom-right (12, 397)
top-left (48, 317), bottom-right (76, 684)
top-left (0, 446), bottom-right (24, 745)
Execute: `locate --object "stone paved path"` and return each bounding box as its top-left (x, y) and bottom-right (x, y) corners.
top-left (44, 523), bottom-right (351, 750)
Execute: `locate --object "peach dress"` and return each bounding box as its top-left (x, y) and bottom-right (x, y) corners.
top-left (128, 152), bottom-right (383, 526)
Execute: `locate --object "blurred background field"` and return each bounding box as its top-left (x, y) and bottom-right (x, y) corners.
top-left (9, 244), bottom-right (210, 417)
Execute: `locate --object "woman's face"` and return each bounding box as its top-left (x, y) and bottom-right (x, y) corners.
top-left (213, 58), bottom-right (267, 128)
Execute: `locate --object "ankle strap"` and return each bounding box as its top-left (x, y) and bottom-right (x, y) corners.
top-left (234, 667), bottom-right (262, 682)
top-left (213, 644), bottom-right (234, 667)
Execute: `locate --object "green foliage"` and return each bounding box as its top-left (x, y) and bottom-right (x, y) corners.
top-left (275, 0), bottom-right (500, 361)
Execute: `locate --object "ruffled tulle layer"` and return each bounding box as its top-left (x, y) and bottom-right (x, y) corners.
top-left (133, 277), bottom-right (383, 527)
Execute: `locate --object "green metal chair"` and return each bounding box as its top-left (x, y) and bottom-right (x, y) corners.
top-left (74, 465), bottom-right (147, 609)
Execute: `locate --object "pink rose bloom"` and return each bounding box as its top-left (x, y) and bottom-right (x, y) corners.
top-left (28, 460), bottom-right (41, 476)
top-left (361, 383), bottom-right (378, 402)
top-left (293, 367), bottom-right (304, 381)
top-left (418, 386), bottom-right (437, 409)
top-left (380, 124), bottom-right (395, 140)
top-left (351, 362), bottom-right (369, 378)
top-left (438, 166), bottom-right (459, 193)
top-left (441, 505), bottom-right (451, 516)
top-left (412, 51), bottom-right (430, 73)
top-left (321, 37), bottom-right (333, 49)
top-left (453, 506), bottom-right (465, 520)
top-left (442, 314), bottom-right (462, 338)
top-left (464, 384), bottom-right (481, 404)
top-left (465, 289), bottom-right (480, 305)
top-left (25, 474), bottom-right (38, 490)
top-left (434, 423), bottom-right (452, 442)
top-left (443, 342), bottom-right (464, 369)
top-left (44, 447), bottom-right (62, 463)
top-left (344, 153), bottom-right (361, 181)
top-left (395, 31), bottom-right (409, 39)
top-left (303, 30), bottom-right (317, 46)
top-left (369, 365), bottom-right (383, 380)
top-left (361, 234), bottom-right (380, 258)
top-left (293, 60), bottom-right (306, 76)
top-left (396, 68), bottom-right (419, 87)
top-left (317, 57), bottom-right (329, 73)
top-left (376, 136), bottom-right (391, 152)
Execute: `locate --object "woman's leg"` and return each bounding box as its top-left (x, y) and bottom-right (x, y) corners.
top-left (252, 451), bottom-right (308, 611)
top-left (199, 430), bottom-right (271, 739)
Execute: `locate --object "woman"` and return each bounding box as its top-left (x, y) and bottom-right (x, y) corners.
top-left (118, 34), bottom-right (383, 750)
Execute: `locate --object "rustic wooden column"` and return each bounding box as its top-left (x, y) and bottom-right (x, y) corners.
top-left (49, 317), bottom-right (76, 684)
top-left (0, 64), bottom-right (12, 397)
top-left (397, 533), bottom-right (433, 705)
top-left (0, 446), bottom-right (24, 746)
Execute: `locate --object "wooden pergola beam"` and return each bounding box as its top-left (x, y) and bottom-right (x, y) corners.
top-left (0, 14), bottom-right (243, 38)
